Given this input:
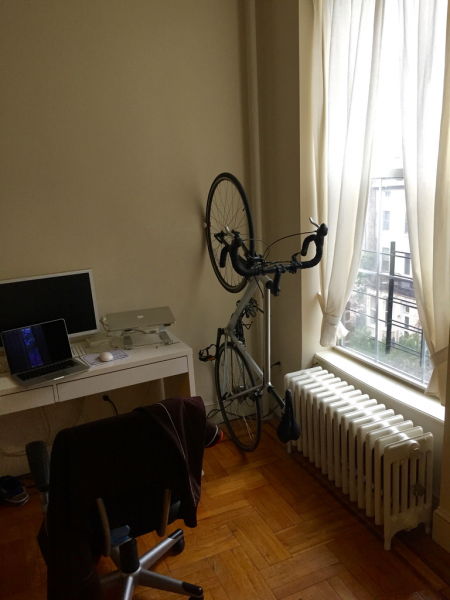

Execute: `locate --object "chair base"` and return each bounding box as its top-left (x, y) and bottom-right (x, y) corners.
top-left (99, 529), bottom-right (203, 600)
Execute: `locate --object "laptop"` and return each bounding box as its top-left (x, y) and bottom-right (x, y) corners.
top-left (1, 319), bottom-right (89, 388)
top-left (106, 306), bottom-right (175, 332)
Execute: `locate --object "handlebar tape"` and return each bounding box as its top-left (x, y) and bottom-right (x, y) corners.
top-left (219, 245), bottom-right (230, 269)
top-left (299, 224), bottom-right (328, 269)
top-left (271, 268), bottom-right (282, 297)
top-left (229, 242), bottom-right (255, 277)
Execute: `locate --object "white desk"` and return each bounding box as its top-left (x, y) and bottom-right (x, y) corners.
top-left (0, 334), bottom-right (196, 416)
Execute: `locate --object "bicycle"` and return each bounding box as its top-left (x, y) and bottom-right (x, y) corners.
top-left (201, 172), bottom-right (327, 452)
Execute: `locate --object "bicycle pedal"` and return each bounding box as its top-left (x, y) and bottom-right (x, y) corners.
top-left (198, 345), bottom-right (216, 362)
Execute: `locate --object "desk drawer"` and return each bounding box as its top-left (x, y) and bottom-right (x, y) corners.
top-left (56, 356), bottom-right (188, 402)
top-left (0, 385), bottom-right (55, 416)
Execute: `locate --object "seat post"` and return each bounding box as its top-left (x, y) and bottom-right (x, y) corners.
top-left (119, 539), bottom-right (140, 574)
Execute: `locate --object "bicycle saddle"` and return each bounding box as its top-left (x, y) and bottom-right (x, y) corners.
top-left (277, 389), bottom-right (301, 443)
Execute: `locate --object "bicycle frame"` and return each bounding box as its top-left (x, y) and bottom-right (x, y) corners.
top-left (220, 273), bottom-right (285, 410)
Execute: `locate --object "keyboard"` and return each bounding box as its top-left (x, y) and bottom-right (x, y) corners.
top-left (17, 360), bottom-right (78, 381)
top-left (71, 344), bottom-right (87, 358)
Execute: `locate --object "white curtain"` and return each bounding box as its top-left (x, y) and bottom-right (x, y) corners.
top-left (312, 0), bottom-right (386, 346)
top-left (399, 0), bottom-right (450, 403)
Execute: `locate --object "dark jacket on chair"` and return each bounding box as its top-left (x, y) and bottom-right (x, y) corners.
top-left (38, 396), bottom-right (207, 600)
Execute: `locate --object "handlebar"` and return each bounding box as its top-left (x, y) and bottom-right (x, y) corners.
top-left (226, 222), bottom-right (328, 296)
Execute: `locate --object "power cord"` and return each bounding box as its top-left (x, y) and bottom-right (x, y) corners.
top-left (261, 404), bottom-right (280, 420)
top-left (206, 396), bottom-right (280, 425)
top-left (206, 408), bottom-right (222, 420)
top-left (99, 316), bottom-right (110, 333)
top-left (102, 395), bottom-right (118, 416)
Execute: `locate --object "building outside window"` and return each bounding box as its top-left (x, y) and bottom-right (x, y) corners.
top-left (404, 252), bottom-right (411, 276)
top-left (382, 210), bottom-right (390, 231)
top-left (381, 247), bottom-right (390, 272)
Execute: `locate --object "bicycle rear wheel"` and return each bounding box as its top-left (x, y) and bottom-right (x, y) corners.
top-left (205, 173), bottom-right (255, 293)
top-left (215, 342), bottom-right (261, 452)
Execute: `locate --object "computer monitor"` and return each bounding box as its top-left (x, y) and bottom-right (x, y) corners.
top-left (0, 269), bottom-right (100, 347)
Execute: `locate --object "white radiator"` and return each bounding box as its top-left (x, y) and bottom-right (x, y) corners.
top-left (284, 366), bottom-right (434, 550)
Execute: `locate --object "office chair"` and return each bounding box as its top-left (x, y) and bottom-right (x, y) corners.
top-left (26, 396), bottom-right (210, 600)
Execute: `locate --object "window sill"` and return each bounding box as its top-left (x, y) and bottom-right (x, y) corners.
top-left (314, 347), bottom-right (444, 424)
top-left (336, 345), bottom-right (429, 392)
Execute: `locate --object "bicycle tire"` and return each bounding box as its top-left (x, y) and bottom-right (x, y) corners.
top-left (215, 342), bottom-right (261, 452)
top-left (205, 173), bottom-right (255, 293)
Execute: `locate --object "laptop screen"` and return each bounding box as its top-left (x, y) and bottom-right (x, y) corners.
top-left (1, 319), bottom-right (72, 375)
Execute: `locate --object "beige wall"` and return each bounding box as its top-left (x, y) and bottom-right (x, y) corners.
top-left (254, 0), bottom-right (321, 395)
top-left (255, 0), bottom-right (302, 396)
top-left (0, 0), bottom-right (250, 474)
top-left (299, 0), bottom-right (323, 367)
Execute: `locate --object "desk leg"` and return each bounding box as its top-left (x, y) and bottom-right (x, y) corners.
top-left (187, 353), bottom-right (196, 396)
top-left (164, 355), bottom-right (196, 398)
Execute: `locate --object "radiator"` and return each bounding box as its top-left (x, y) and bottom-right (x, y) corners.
top-left (284, 366), bottom-right (434, 550)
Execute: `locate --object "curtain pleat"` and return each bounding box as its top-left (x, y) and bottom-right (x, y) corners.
top-left (312, 0), bottom-right (386, 346)
top-left (398, 0), bottom-right (449, 403)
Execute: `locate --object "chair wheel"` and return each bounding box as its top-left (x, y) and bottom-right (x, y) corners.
top-left (171, 537), bottom-right (185, 555)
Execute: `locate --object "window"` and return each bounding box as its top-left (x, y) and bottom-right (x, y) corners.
top-left (341, 178), bottom-right (430, 385)
top-left (338, 2), bottom-right (431, 387)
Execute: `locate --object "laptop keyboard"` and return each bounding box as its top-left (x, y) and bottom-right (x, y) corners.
top-left (18, 360), bottom-right (78, 381)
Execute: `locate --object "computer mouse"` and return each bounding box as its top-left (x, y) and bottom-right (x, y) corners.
top-left (99, 352), bottom-right (114, 362)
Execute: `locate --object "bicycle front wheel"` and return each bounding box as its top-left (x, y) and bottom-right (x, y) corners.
top-left (205, 173), bottom-right (255, 293)
top-left (215, 342), bottom-right (261, 452)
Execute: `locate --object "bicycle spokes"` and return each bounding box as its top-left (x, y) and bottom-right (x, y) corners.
top-left (215, 343), bottom-right (261, 452)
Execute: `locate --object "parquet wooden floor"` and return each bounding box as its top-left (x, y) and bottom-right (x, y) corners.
top-left (1, 422), bottom-right (450, 599)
